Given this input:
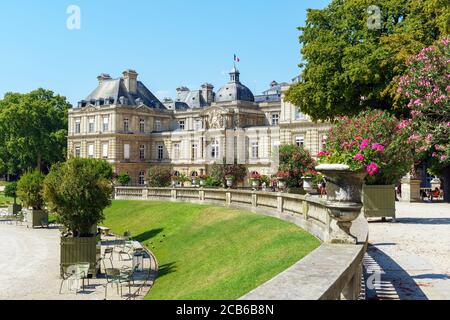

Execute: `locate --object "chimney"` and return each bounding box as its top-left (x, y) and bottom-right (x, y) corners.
top-left (97, 73), bottom-right (112, 85)
top-left (123, 69), bottom-right (138, 94)
top-left (201, 83), bottom-right (214, 105)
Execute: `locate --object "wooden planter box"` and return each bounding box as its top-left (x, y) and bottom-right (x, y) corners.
top-left (8, 204), bottom-right (22, 215)
top-left (363, 185), bottom-right (396, 220)
top-left (60, 236), bottom-right (101, 278)
top-left (25, 209), bottom-right (48, 228)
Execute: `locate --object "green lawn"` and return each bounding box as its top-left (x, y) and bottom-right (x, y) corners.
top-left (103, 200), bottom-right (320, 300)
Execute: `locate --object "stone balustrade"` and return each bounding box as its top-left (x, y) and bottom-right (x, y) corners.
top-left (114, 186), bottom-right (368, 300)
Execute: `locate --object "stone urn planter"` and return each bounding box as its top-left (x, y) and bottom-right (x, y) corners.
top-left (25, 208), bottom-right (48, 229)
top-left (316, 164), bottom-right (366, 244)
top-left (362, 184), bottom-right (396, 221)
top-left (277, 179), bottom-right (287, 191)
top-left (430, 178), bottom-right (441, 191)
top-left (251, 179), bottom-right (260, 189)
top-left (302, 176), bottom-right (314, 193)
top-left (199, 179), bottom-right (206, 187)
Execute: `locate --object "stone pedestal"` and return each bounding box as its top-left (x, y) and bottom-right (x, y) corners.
top-left (401, 176), bottom-right (422, 203)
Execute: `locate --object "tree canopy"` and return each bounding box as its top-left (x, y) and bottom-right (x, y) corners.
top-left (285, 0), bottom-right (449, 121)
top-left (0, 88), bottom-right (70, 176)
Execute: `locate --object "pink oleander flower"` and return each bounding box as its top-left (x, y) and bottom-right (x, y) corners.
top-left (318, 151), bottom-right (330, 157)
top-left (366, 162), bottom-right (379, 177)
top-left (441, 155), bottom-right (448, 162)
top-left (432, 153), bottom-right (438, 158)
top-left (435, 145), bottom-right (441, 151)
top-left (397, 119), bottom-right (412, 129)
top-left (353, 154), bottom-right (365, 161)
top-left (372, 143), bottom-right (385, 152)
top-left (360, 139), bottom-right (370, 150)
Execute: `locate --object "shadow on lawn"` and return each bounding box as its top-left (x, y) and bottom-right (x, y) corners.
top-left (133, 228), bottom-right (164, 243)
top-left (157, 262), bottom-right (177, 278)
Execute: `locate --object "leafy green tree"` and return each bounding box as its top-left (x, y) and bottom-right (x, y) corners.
top-left (43, 158), bottom-right (114, 237)
top-left (147, 167), bottom-right (172, 187)
top-left (285, 0), bottom-right (449, 121)
top-left (0, 89), bottom-right (70, 175)
top-left (117, 172), bottom-right (131, 186)
top-left (17, 170), bottom-right (45, 210)
top-left (4, 182), bottom-right (18, 204)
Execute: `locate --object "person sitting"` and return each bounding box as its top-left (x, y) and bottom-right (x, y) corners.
top-left (431, 188), bottom-right (441, 201)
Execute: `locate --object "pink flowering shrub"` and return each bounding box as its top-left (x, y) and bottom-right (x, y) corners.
top-left (397, 37), bottom-right (450, 175)
top-left (278, 144), bottom-right (316, 187)
top-left (319, 110), bottom-right (413, 185)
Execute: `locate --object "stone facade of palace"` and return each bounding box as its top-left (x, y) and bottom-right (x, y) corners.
top-left (67, 68), bottom-right (332, 185)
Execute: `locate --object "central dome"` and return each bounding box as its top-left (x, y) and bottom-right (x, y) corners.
top-left (216, 67), bottom-right (255, 103)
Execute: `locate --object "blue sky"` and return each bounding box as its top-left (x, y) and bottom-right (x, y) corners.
top-left (0, 0), bottom-right (330, 105)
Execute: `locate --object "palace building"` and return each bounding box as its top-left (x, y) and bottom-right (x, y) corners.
top-left (68, 67), bottom-right (332, 185)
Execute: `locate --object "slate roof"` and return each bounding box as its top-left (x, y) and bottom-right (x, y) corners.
top-left (78, 78), bottom-right (165, 109)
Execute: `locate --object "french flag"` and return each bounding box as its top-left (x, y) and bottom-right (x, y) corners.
top-left (234, 54), bottom-right (240, 63)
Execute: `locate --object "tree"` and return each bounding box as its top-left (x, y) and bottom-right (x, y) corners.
top-left (4, 182), bottom-right (18, 205)
top-left (17, 170), bottom-right (45, 210)
top-left (117, 172), bottom-right (131, 186)
top-left (209, 163), bottom-right (247, 187)
top-left (147, 167), bottom-right (172, 187)
top-left (285, 0), bottom-right (449, 121)
top-left (0, 89), bottom-right (70, 176)
top-left (397, 37), bottom-right (450, 202)
top-left (43, 158), bottom-right (114, 237)
top-left (278, 145), bottom-right (316, 188)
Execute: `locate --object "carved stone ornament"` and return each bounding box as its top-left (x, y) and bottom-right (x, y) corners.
top-left (208, 109), bottom-right (224, 129)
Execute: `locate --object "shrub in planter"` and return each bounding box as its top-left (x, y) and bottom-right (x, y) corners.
top-left (147, 167), bottom-right (172, 187)
top-left (43, 158), bottom-right (113, 277)
top-left (279, 145), bottom-right (316, 188)
top-left (17, 170), bottom-right (47, 227)
top-left (5, 182), bottom-right (22, 214)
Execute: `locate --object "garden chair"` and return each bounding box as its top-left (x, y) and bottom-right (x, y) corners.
top-left (104, 268), bottom-right (123, 299)
top-left (102, 247), bottom-right (114, 268)
top-left (118, 242), bottom-right (135, 261)
top-left (59, 263), bottom-right (90, 294)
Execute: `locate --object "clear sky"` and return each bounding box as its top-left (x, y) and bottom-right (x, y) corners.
top-left (0, 0), bottom-right (330, 105)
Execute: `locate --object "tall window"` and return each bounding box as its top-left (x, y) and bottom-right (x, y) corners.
top-left (296, 136), bottom-right (305, 147)
top-left (195, 119), bottom-right (203, 131)
top-left (155, 120), bottom-right (161, 132)
top-left (179, 120), bottom-right (185, 131)
top-left (139, 145), bottom-right (145, 160)
top-left (158, 145), bottom-right (164, 160)
top-left (75, 119), bottom-right (81, 134)
top-left (271, 113), bottom-right (279, 126)
top-left (173, 143), bottom-right (180, 160)
top-left (211, 139), bottom-right (219, 159)
top-left (74, 145), bottom-right (81, 158)
top-left (103, 116), bottom-right (109, 132)
top-left (87, 144), bottom-right (94, 158)
top-left (251, 142), bottom-right (259, 159)
top-left (192, 144), bottom-right (198, 160)
top-left (124, 144), bottom-right (130, 160)
top-left (88, 118), bottom-right (95, 133)
top-left (124, 118), bottom-right (129, 133)
top-left (139, 119), bottom-right (145, 133)
top-left (138, 171), bottom-right (145, 186)
top-left (102, 143), bottom-right (109, 159)
top-left (295, 108), bottom-right (306, 120)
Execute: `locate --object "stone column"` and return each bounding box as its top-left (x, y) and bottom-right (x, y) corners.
top-left (401, 175), bottom-right (422, 202)
top-left (277, 194), bottom-right (284, 213)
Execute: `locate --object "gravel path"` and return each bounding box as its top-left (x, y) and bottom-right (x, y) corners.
top-left (0, 223), bottom-right (155, 300)
top-left (364, 202), bottom-right (450, 300)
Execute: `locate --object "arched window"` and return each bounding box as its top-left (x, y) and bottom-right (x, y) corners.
top-left (173, 171), bottom-right (180, 177)
top-left (138, 171), bottom-right (145, 186)
top-left (191, 171), bottom-right (199, 177)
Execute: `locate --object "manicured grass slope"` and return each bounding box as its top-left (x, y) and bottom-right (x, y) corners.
top-left (104, 200), bottom-right (320, 300)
